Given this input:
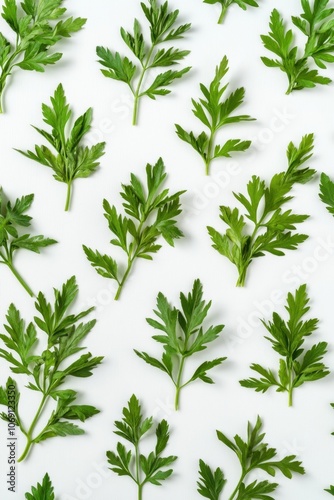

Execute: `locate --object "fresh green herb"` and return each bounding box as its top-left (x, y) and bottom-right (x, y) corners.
top-left (96, 0), bottom-right (191, 125)
top-left (26, 473), bottom-right (54, 500)
top-left (203, 0), bottom-right (259, 24)
top-left (319, 172), bottom-right (334, 215)
top-left (16, 84), bottom-right (105, 211)
top-left (197, 416), bottom-right (305, 500)
top-left (261, 3), bottom-right (334, 94)
top-left (240, 285), bottom-right (329, 406)
top-left (0, 276), bottom-right (103, 462)
top-left (175, 56), bottom-right (254, 175)
top-left (107, 394), bottom-right (177, 500)
top-left (135, 279), bottom-right (225, 410)
top-left (207, 134), bottom-right (315, 287)
top-left (0, 0), bottom-right (85, 113)
top-left (84, 158), bottom-right (185, 300)
top-left (0, 189), bottom-right (56, 296)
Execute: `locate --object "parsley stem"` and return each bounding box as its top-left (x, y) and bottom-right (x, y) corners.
top-left (18, 393), bottom-right (48, 462)
top-left (132, 45), bottom-right (156, 126)
top-left (6, 262), bottom-right (34, 297)
top-left (205, 128), bottom-right (215, 175)
top-left (175, 356), bottom-right (185, 410)
top-left (288, 388), bottom-right (293, 407)
top-left (218, 5), bottom-right (228, 24)
top-left (236, 266), bottom-right (247, 287)
top-left (115, 258), bottom-right (134, 300)
top-left (228, 471), bottom-right (246, 500)
top-left (65, 182), bottom-right (72, 211)
top-left (135, 443), bottom-right (143, 500)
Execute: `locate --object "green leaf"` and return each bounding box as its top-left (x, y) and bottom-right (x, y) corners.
top-left (208, 136), bottom-right (315, 286)
top-left (0, 1), bottom-right (86, 113)
top-left (97, 0), bottom-right (191, 124)
top-left (0, 190), bottom-right (56, 296)
top-left (137, 280), bottom-right (225, 409)
top-left (25, 473), bottom-right (55, 500)
top-left (17, 84), bottom-right (105, 211)
top-left (143, 66), bottom-right (191, 99)
top-left (0, 277), bottom-right (102, 460)
top-left (242, 285), bottom-right (328, 406)
top-left (84, 158), bottom-right (184, 299)
top-left (261, 6), bottom-right (334, 93)
top-left (83, 246), bottom-right (119, 282)
top-left (197, 459), bottom-right (225, 500)
top-left (201, 416), bottom-right (304, 500)
top-left (319, 172), bottom-right (334, 216)
top-left (107, 395), bottom-right (177, 490)
top-left (175, 56), bottom-right (254, 174)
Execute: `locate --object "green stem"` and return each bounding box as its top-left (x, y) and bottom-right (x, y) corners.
top-left (287, 359), bottom-right (294, 407)
top-left (132, 45), bottom-right (156, 125)
top-left (114, 258), bottom-right (134, 300)
top-left (18, 393), bottom-right (48, 462)
top-left (174, 356), bottom-right (185, 410)
top-left (204, 128), bottom-right (216, 175)
top-left (218, 4), bottom-right (228, 24)
top-left (228, 472), bottom-right (246, 500)
top-left (135, 443), bottom-right (143, 500)
top-left (65, 182), bottom-right (72, 211)
top-left (236, 266), bottom-right (247, 287)
top-left (7, 262), bottom-right (34, 297)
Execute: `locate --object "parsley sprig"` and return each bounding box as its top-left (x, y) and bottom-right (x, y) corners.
top-left (107, 395), bottom-right (177, 500)
top-left (96, 0), bottom-right (191, 125)
top-left (135, 280), bottom-right (226, 410)
top-left (0, 0), bottom-right (85, 113)
top-left (0, 276), bottom-right (103, 462)
top-left (261, 2), bottom-right (334, 94)
top-left (0, 189), bottom-right (56, 296)
top-left (84, 158), bottom-right (185, 300)
top-left (203, 0), bottom-right (259, 24)
top-left (26, 473), bottom-right (54, 500)
top-left (198, 416), bottom-right (305, 500)
top-left (17, 84), bottom-right (106, 211)
top-left (240, 285), bottom-right (329, 406)
top-left (207, 134), bottom-right (315, 287)
top-left (175, 56), bottom-right (255, 175)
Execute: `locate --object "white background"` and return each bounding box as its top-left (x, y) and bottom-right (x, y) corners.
top-left (1, 0), bottom-right (334, 498)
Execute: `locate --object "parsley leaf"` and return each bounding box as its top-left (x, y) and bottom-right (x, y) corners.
top-left (16, 84), bottom-right (105, 211)
top-left (0, 276), bottom-right (103, 462)
top-left (198, 416), bottom-right (305, 500)
top-left (97, 0), bottom-right (191, 125)
top-left (84, 158), bottom-right (185, 300)
top-left (203, 0), bottom-right (259, 24)
top-left (106, 395), bottom-right (177, 498)
top-left (319, 172), bottom-right (334, 216)
top-left (135, 279), bottom-right (226, 410)
top-left (0, 0), bottom-right (86, 113)
top-left (175, 56), bottom-right (255, 175)
top-left (261, 3), bottom-right (334, 94)
top-left (207, 134), bottom-right (315, 286)
top-left (326, 485), bottom-right (334, 495)
top-left (240, 285), bottom-right (329, 406)
top-left (0, 189), bottom-right (56, 296)
top-left (25, 473), bottom-right (55, 500)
